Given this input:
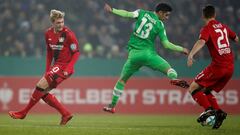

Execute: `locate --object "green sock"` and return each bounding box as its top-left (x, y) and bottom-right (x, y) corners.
top-left (167, 68), bottom-right (178, 80)
top-left (111, 81), bottom-right (125, 107)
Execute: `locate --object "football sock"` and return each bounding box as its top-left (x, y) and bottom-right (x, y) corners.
top-left (42, 93), bottom-right (70, 116)
top-left (20, 87), bottom-right (46, 114)
top-left (192, 91), bottom-right (211, 110)
top-left (206, 93), bottom-right (220, 110)
top-left (110, 81), bottom-right (125, 107)
top-left (167, 68), bottom-right (178, 79)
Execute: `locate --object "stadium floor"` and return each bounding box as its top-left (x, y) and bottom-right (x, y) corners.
top-left (0, 114), bottom-right (239, 135)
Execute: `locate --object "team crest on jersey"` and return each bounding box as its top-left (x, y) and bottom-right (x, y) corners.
top-left (59, 37), bottom-right (65, 43)
top-left (70, 43), bottom-right (77, 50)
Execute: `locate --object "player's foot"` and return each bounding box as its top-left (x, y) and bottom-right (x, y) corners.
top-left (8, 111), bottom-right (26, 119)
top-left (170, 79), bottom-right (189, 88)
top-left (103, 104), bottom-right (116, 113)
top-left (60, 114), bottom-right (73, 125)
top-left (212, 109), bottom-right (227, 129)
top-left (197, 108), bottom-right (216, 123)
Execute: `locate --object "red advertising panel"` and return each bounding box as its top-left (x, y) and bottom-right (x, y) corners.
top-left (0, 77), bottom-right (239, 114)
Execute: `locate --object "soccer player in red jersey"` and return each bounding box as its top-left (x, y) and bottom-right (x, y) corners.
top-left (8, 9), bottom-right (80, 125)
top-left (187, 5), bottom-right (239, 129)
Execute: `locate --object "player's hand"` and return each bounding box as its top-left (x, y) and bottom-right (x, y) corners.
top-left (104, 3), bottom-right (112, 13)
top-left (182, 48), bottom-right (189, 55)
top-left (187, 57), bottom-right (194, 67)
top-left (63, 71), bottom-right (69, 77)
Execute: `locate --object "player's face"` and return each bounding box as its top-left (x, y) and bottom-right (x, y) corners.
top-left (53, 18), bottom-right (64, 32)
top-left (157, 11), bottom-right (171, 21)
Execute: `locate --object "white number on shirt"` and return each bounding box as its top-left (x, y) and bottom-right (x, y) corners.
top-left (135, 17), bottom-right (153, 39)
top-left (215, 28), bottom-right (229, 49)
top-left (215, 28), bottom-right (231, 55)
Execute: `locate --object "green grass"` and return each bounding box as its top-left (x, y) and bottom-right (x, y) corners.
top-left (0, 114), bottom-right (239, 135)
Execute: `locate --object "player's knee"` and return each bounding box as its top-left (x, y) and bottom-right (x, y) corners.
top-left (167, 68), bottom-right (178, 79)
top-left (204, 88), bottom-right (212, 95)
top-left (36, 78), bottom-right (49, 90)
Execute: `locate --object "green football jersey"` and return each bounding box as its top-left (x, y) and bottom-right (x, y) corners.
top-left (128, 9), bottom-right (168, 51)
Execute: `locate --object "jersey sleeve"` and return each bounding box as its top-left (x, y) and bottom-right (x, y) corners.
top-left (45, 32), bottom-right (53, 72)
top-left (199, 27), bottom-right (209, 42)
top-left (158, 22), bottom-right (168, 42)
top-left (112, 8), bottom-right (139, 18)
top-left (132, 9), bottom-right (140, 18)
top-left (68, 31), bottom-right (79, 54)
top-left (225, 25), bottom-right (237, 40)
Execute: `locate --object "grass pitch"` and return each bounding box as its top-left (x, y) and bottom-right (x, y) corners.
top-left (0, 114), bottom-right (239, 135)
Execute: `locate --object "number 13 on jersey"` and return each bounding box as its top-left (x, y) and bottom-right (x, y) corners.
top-left (135, 17), bottom-right (153, 39)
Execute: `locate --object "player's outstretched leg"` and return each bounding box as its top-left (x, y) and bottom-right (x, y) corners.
top-left (212, 109), bottom-right (227, 129)
top-left (103, 104), bottom-right (116, 113)
top-left (103, 81), bottom-right (124, 114)
top-left (8, 87), bottom-right (46, 120)
top-left (166, 68), bottom-right (189, 88)
top-left (170, 79), bottom-right (189, 88)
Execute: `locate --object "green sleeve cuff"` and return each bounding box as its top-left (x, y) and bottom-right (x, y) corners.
top-left (112, 8), bottom-right (135, 18)
top-left (162, 40), bottom-right (184, 52)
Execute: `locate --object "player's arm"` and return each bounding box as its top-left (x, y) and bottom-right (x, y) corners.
top-left (161, 40), bottom-right (188, 54)
top-left (104, 3), bottom-right (139, 18)
top-left (63, 32), bottom-right (80, 76)
top-left (45, 34), bottom-right (53, 72)
top-left (159, 27), bottom-right (188, 54)
top-left (187, 39), bottom-right (205, 67)
top-left (226, 25), bottom-right (239, 43)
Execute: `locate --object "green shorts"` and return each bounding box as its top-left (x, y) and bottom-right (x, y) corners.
top-left (120, 50), bottom-right (171, 82)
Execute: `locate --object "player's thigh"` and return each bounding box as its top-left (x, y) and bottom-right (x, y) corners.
top-left (120, 59), bottom-right (141, 82)
top-left (195, 66), bottom-right (230, 90)
top-left (44, 65), bottom-right (69, 89)
top-left (194, 66), bottom-right (217, 88)
top-left (211, 69), bottom-right (233, 93)
top-left (146, 55), bottom-right (171, 74)
top-left (36, 76), bottom-right (49, 89)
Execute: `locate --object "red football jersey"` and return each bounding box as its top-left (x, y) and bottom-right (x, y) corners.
top-left (45, 26), bottom-right (79, 69)
top-left (199, 20), bottom-right (236, 67)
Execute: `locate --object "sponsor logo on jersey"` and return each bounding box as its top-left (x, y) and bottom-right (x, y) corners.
top-left (70, 43), bottom-right (77, 51)
top-left (49, 44), bottom-right (64, 50)
top-left (218, 48), bottom-right (231, 55)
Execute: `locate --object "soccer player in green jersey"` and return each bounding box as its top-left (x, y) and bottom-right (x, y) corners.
top-left (103, 3), bottom-right (189, 113)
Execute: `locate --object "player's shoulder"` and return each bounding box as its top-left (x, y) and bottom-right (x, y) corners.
top-left (200, 24), bottom-right (209, 33)
top-left (64, 26), bottom-right (77, 35)
top-left (63, 26), bottom-right (72, 33)
top-left (63, 26), bottom-right (78, 41)
top-left (45, 27), bottom-right (54, 35)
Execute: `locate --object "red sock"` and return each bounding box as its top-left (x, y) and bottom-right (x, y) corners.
top-left (206, 93), bottom-right (220, 110)
top-left (192, 91), bottom-right (211, 110)
top-left (21, 87), bottom-right (46, 114)
top-left (42, 93), bottom-right (70, 116)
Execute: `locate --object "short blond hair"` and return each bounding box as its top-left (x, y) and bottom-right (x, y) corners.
top-left (50, 9), bottom-right (65, 22)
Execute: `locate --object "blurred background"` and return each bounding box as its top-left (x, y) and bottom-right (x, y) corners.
top-left (0, 0), bottom-right (239, 76)
top-left (0, 0), bottom-right (239, 114)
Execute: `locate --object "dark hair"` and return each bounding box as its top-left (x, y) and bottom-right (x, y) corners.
top-left (202, 5), bottom-right (215, 18)
top-left (155, 3), bottom-right (172, 12)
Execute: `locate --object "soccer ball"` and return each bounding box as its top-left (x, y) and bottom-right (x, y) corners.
top-left (201, 115), bottom-right (216, 126)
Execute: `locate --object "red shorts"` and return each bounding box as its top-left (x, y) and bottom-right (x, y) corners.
top-left (194, 65), bottom-right (233, 93)
top-left (44, 64), bottom-right (72, 89)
